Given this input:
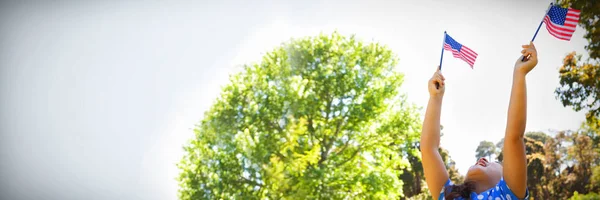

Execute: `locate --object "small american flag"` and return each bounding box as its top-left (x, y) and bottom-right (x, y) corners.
top-left (443, 34), bottom-right (478, 68)
top-left (544, 5), bottom-right (580, 41)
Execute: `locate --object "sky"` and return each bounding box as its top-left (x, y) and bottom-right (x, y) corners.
top-left (0, 0), bottom-right (588, 199)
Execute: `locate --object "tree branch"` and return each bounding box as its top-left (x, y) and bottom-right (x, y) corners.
top-left (336, 146), bottom-right (362, 167)
top-left (307, 117), bottom-right (321, 143)
top-left (320, 119), bottom-right (344, 164)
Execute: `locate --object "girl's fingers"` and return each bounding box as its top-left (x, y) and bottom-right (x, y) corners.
top-left (522, 43), bottom-right (536, 52)
top-left (436, 70), bottom-right (445, 80)
top-left (525, 49), bottom-right (537, 57)
top-left (436, 77), bottom-right (444, 86)
top-left (431, 69), bottom-right (445, 88)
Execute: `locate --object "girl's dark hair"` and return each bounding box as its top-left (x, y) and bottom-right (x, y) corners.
top-left (444, 181), bottom-right (476, 199)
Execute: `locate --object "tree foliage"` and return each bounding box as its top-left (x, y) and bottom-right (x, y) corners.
top-left (475, 141), bottom-right (498, 161)
top-left (555, 53), bottom-right (600, 124)
top-left (551, 2), bottom-right (600, 197)
top-left (555, 0), bottom-right (600, 125)
top-left (439, 148), bottom-right (464, 184)
top-left (525, 132), bottom-right (552, 144)
top-left (570, 191), bottom-right (600, 200)
top-left (177, 32), bottom-right (424, 199)
top-left (493, 124), bottom-right (599, 199)
top-left (402, 126), bottom-right (462, 200)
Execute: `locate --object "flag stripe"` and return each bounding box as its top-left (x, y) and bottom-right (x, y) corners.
top-left (461, 51), bottom-right (476, 63)
top-left (546, 26), bottom-right (575, 36)
top-left (461, 49), bottom-right (477, 59)
top-left (461, 55), bottom-right (475, 64)
top-left (460, 49), bottom-right (476, 60)
top-left (546, 24), bottom-right (572, 40)
top-left (545, 18), bottom-right (575, 35)
top-left (547, 29), bottom-right (571, 41)
top-left (459, 54), bottom-right (474, 67)
top-left (461, 57), bottom-right (475, 66)
top-left (544, 17), bottom-right (576, 30)
top-left (461, 46), bottom-right (478, 57)
top-left (445, 45), bottom-right (463, 58)
top-left (564, 23), bottom-right (577, 27)
top-left (568, 9), bottom-right (581, 15)
top-left (545, 20), bottom-right (576, 36)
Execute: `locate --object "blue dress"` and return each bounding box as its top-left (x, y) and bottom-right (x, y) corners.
top-left (438, 177), bottom-right (530, 200)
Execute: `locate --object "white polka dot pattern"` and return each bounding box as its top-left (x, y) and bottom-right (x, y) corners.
top-left (436, 178), bottom-right (529, 200)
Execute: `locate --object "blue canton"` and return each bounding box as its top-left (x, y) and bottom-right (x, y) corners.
top-left (444, 35), bottom-right (463, 52)
top-left (547, 6), bottom-right (568, 25)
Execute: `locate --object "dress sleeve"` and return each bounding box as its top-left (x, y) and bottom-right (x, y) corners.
top-left (495, 177), bottom-right (530, 200)
top-left (437, 179), bottom-right (453, 200)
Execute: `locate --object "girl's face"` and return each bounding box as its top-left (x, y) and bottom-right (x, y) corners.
top-left (465, 158), bottom-right (503, 190)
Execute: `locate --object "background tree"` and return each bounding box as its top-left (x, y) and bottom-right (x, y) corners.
top-left (569, 191), bottom-right (600, 200)
top-left (475, 140), bottom-right (498, 161)
top-left (439, 147), bottom-right (464, 184)
top-left (402, 147), bottom-right (460, 200)
top-left (525, 131), bottom-right (552, 144)
top-left (555, 53), bottom-right (600, 124)
top-left (550, 2), bottom-right (600, 196)
top-left (555, 0), bottom-right (600, 125)
top-left (492, 127), bottom-right (600, 199)
top-left (177, 32), bottom-right (423, 199)
top-left (402, 126), bottom-right (462, 200)
top-left (400, 145), bottom-right (425, 199)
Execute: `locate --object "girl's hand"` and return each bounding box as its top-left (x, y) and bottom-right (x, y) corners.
top-left (428, 68), bottom-right (445, 98)
top-left (514, 42), bottom-right (538, 76)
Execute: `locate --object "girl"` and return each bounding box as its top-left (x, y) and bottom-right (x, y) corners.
top-left (421, 43), bottom-right (538, 200)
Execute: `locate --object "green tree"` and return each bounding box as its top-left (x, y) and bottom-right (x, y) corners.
top-left (523, 136), bottom-right (547, 199)
top-left (555, 53), bottom-right (600, 124)
top-left (400, 146), bottom-right (424, 198)
top-left (475, 140), bottom-right (497, 161)
top-left (525, 131), bottom-right (552, 144)
top-left (402, 126), bottom-right (462, 200)
top-left (555, 0), bottom-right (600, 125)
top-left (437, 126), bottom-right (463, 184)
top-left (439, 147), bottom-right (464, 184)
top-left (570, 191), bottom-right (600, 200)
top-left (177, 32), bottom-right (423, 199)
top-left (495, 129), bottom-right (600, 199)
top-left (495, 132), bottom-right (560, 199)
top-left (590, 166), bottom-right (600, 191)
top-left (565, 132), bottom-right (598, 193)
top-left (552, 2), bottom-right (600, 195)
